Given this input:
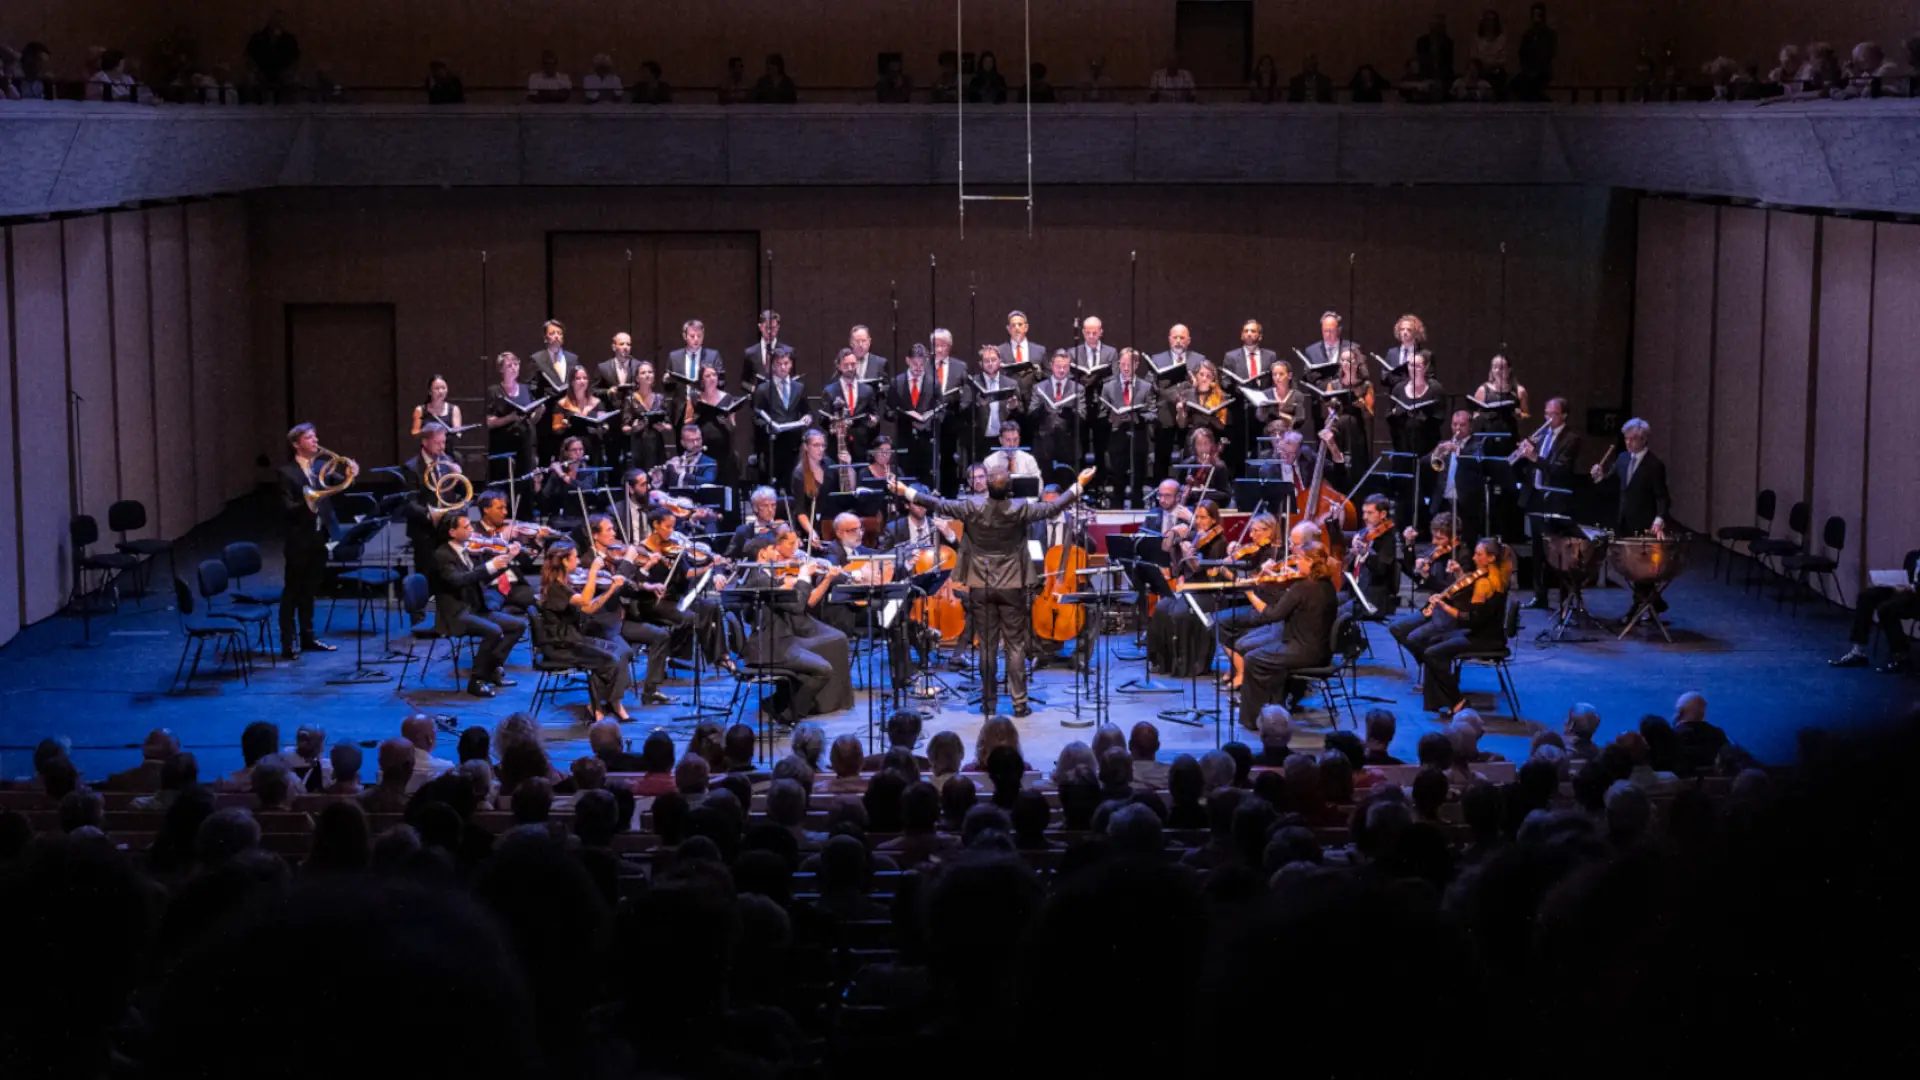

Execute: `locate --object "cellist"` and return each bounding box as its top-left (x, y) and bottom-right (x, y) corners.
top-left (1029, 482), bottom-right (1097, 673)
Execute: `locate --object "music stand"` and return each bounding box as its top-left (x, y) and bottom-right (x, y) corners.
top-left (1060, 565), bottom-right (1136, 729)
top-left (1232, 479), bottom-right (1294, 518)
top-left (1113, 536), bottom-right (1181, 695)
top-left (1155, 587), bottom-right (1213, 728)
top-left (326, 510), bottom-right (397, 686)
top-left (901, 567), bottom-right (959, 702)
top-left (671, 567), bottom-right (732, 722)
top-left (1010, 475), bottom-right (1041, 500)
top-left (720, 579), bottom-right (794, 762)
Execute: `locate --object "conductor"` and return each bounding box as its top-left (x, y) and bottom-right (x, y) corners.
top-left (889, 464), bottom-right (1097, 718)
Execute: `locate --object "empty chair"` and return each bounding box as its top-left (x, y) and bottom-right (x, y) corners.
top-left (108, 499), bottom-right (172, 597)
top-left (1780, 515), bottom-right (1846, 615)
top-left (396, 572), bottom-right (478, 688)
top-left (198, 558), bottom-right (275, 657)
top-left (1747, 500), bottom-right (1808, 591)
top-left (171, 577), bottom-right (251, 692)
top-left (70, 515), bottom-right (137, 613)
top-left (222, 542), bottom-right (283, 607)
top-left (1714, 488), bottom-right (1774, 583)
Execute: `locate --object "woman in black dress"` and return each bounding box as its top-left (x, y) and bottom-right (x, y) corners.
top-left (412, 373), bottom-right (463, 435)
top-left (1407, 537), bottom-right (1512, 715)
top-left (686, 363), bottom-right (740, 487)
top-left (486, 352), bottom-right (544, 483)
top-left (621, 360), bottom-right (672, 473)
top-left (1470, 353), bottom-right (1528, 439)
top-left (1182, 428), bottom-right (1234, 506)
top-left (789, 428), bottom-right (831, 550)
top-left (534, 542), bottom-right (633, 722)
top-left (739, 524), bottom-right (855, 722)
top-left (553, 366), bottom-right (610, 467)
top-left (1387, 349), bottom-right (1447, 456)
top-left (1147, 500), bottom-right (1231, 677)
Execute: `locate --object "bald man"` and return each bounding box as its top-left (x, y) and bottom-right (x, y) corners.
top-left (1150, 324), bottom-right (1208, 476)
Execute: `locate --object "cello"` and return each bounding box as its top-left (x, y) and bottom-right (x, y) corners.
top-left (908, 519), bottom-right (965, 643)
top-left (1033, 503), bottom-right (1091, 648)
top-left (1291, 412), bottom-right (1360, 540)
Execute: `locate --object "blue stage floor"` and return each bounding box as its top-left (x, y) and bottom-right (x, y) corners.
top-left (4, 494), bottom-right (1913, 781)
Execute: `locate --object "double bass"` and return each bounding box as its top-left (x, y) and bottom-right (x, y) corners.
top-left (1033, 504), bottom-right (1091, 647)
top-left (1290, 413), bottom-right (1360, 537)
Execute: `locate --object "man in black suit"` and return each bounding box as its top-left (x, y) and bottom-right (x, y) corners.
top-left (666, 319), bottom-right (724, 388)
top-left (660, 425), bottom-right (719, 489)
top-left (1073, 316), bottom-right (1119, 473)
top-left (1341, 494), bottom-right (1402, 620)
top-left (429, 515), bottom-right (527, 697)
top-left (1099, 349), bottom-right (1156, 508)
top-left (824, 348), bottom-right (882, 463)
top-left (847, 324), bottom-right (889, 383)
top-left (595, 332), bottom-right (639, 400)
top-left (999, 311), bottom-right (1046, 395)
top-left (820, 512), bottom-right (915, 689)
top-left (278, 424), bottom-right (341, 658)
top-left (1590, 416), bottom-right (1672, 617)
top-left (966, 346), bottom-right (1024, 463)
top-left (1430, 410), bottom-right (1486, 546)
top-left (890, 345), bottom-right (946, 485)
top-left (882, 490), bottom-right (957, 552)
top-left (752, 345), bottom-right (809, 485)
top-left (727, 486), bottom-right (785, 560)
top-left (928, 331), bottom-right (971, 493)
top-left (1150, 324), bottom-right (1207, 475)
top-left (741, 309), bottom-right (785, 392)
top-left (402, 423), bottom-right (463, 570)
top-left (1028, 350), bottom-right (1084, 487)
top-left (1223, 319), bottom-right (1281, 469)
top-left (1287, 54), bottom-right (1334, 102)
top-left (891, 464), bottom-right (1097, 717)
top-left (1416, 14), bottom-right (1457, 87)
top-left (1297, 311), bottom-right (1358, 380)
top-left (1517, 397), bottom-right (1584, 609)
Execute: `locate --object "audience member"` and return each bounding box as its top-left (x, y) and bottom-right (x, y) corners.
top-left (1165, 755), bottom-right (1207, 829)
top-left (132, 753), bottom-right (198, 811)
top-left (967, 50), bottom-right (1009, 103)
top-left (791, 723), bottom-right (827, 771)
top-left (1253, 705), bottom-right (1292, 766)
top-left (1079, 55), bottom-right (1115, 101)
top-left (1249, 54), bottom-right (1281, 102)
top-left (359, 739), bottom-right (415, 813)
top-left (1288, 55), bottom-right (1333, 102)
top-left (1222, 742), bottom-right (1254, 788)
top-left (864, 710), bottom-right (930, 771)
top-left (284, 725), bottom-right (330, 791)
top-left (224, 721), bottom-right (280, 790)
top-left (1020, 62), bottom-right (1056, 103)
top-left (400, 714), bottom-right (454, 792)
top-left (631, 60), bottom-right (671, 103)
top-left (939, 773), bottom-right (977, 831)
top-left (1603, 780), bottom-right (1650, 847)
top-left (107, 729), bottom-right (179, 791)
top-left (1512, 3), bottom-right (1558, 100)
top-left (1350, 64), bottom-right (1388, 102)
top-left (1565, 702), bottom-right (1602, 761)
top-left (931, 50), bottom-right (961, 103)
top-left (1148, 54), bottom-right (1196, 103)
top-left (822, 735), bottom-right (867, 794)
top-left (753, 53), bottom-right (796, 103)
top-left (876, 55), bottom-right (913, 102)
top-left (967, 715), bottom-right (1023, 771)
top-left (1363, 709), bottom-right (1401, 764)
top-left (244, 10), bottom-right (300, 95)
top-left (1198, 749), bottom-right (1235, 792)
top-left (1416, 13), bottom-right (1457, 87)
top-left (325, 743), bottom-right (363, 796)
top-left (249, 757), bottom-right (297, 812)
top-left (877, 782), bottom-right (960, 867)
top-left (426, 59), bottom-right (465, 103)
top-left (1471, 9), bottom-right (1509, 93)
top-left (1454, 59), bottom-right (1496, 101)
top-left (581, 53), bottom-right (622, 103)
top-left (1128, 722), bottom-right (1168, 788)
top-left (717, 56), bottom-right (750, 104)
top-left (527, 49), bottom-right (571, 102)
top-left (586, 721), bottom-right (643, 772)
top-left (1673, 691), bottom-right (1727, 774)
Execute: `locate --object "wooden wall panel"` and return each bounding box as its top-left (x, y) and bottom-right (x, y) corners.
top-left (63, 216), bottom-right (119, 529)
top-left (109, 215), bottom-right (157, 539)
top-left (1810, 217), bottom-right (1874, 598)
top-left (213, 200), bottom-right (255, 503)
top-left (0, 232), bottom-right (19, 645)
top-left (1665, 202), bottom-right (1717, 531)
top-left (1757, 211), bottom-right (1814, 514)
top-left (1865, 222), bottom-right (1920, 578)
top-left (148, 207), bottom-right (196, 543)
top-left (185, 202), bottom-right (223, 523)
top-left (1709, 207), bottom-right (1766, 536)
top-left (1630, 198), bottom-right (1680, 467)
top-left (9, 222), bottom-right (74, 626)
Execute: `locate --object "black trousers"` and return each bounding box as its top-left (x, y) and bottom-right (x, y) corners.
top-left (279, 536), bottom-right (327, 644)
top-left (973, 587), bottom-right (1032, 714)
top-left (1850, 585), bottom-right (1919, 652)
top-left (484, 580), bottom-right (537, 617)
top-left (447, 609), bottom-right (526, 679)
top-left (551, 637), bottom-right (633, 711)
top-left (1240, 644), bottom-right (1324, 731)
top-left (1106, 428), bottom-right (1150, 509)
top-left (620, 618), bottom-right (671, 690)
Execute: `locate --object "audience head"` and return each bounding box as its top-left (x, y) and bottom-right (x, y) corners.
top-left (400, 713), bottom-right (436, 752)
top-left (1090, 723), bottom-right (1126, 760)
top-left (722, 723), bottom-right (756, 768)
top-left (457, 726), bottom-right (491, 764)
top-left (941, 774), bottom-right (978, 827)
top-left (251, 757), bottom-right (293, 809)
top-left (1603, 781), bottom-right (1651, 846)
top-left (901, 781), bottom-right (940, 833)
top-left (887, 709), bottom-right (926, 751)
top-left (766, 778), bottom-right (807, 828)
top-left (328, 742), bottom-right (361, 786)
top-left (196, 807), bottom-right (261, 866)
top-left (1416, 732), bottom-right (1455, 770)
top-left (1258, 706), bottom-right (1293, 752)
top-left (975, 715), bottom-right (1022, 767)
top-left (1364, 708), bottom-right (1396, 748)
top-left (1674, 691), bottom-right (1707, 726)
top-left (1011, 789), bottom-right (1051, 845)
top-left (927, 731), bottom-right (964, 776)
top-left (829, 734), bottom-right (864, 779)
top-left (1198, 750), bottom-right (1235, 792)
top-left (239, 722), bottom-right (279, 767)
top-left (510, 778), bottom-right (553, 824)
top-left (640, 731), bottom-right (675, 772)
top-left (1128, 722), bottom-right (1161, 761)
top-left (568, 755), bottom-right (607, 793)
top-left (882, 747), bottom-right (920, 783)
top-left (1168, 755), bottom-right (1203, 806)
top-left (674, 754), bottom-right (711, 796)
top-left (1222, 742), bottom-right (1254, 787)
top-left (1051, 742), bottom-right (1097, 787)
top-left (1098, 747), bottom-right (1135, 793)
top-left (1106, 803), bottom-right (1164, 857)
top-left (862, 771), bottom-right (908, 833)
top-left (376, 739), bottom-right (415, 789)
top-left (573, 789), bottom-right (619, 848)
top-left (587, 721), bottom-right (624, 758)
top-left (59, 789), bottom-right (106, 833)
top-left (160, 751), bottom-right (199, 792)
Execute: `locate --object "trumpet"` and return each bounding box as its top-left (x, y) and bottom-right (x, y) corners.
top-left (1430, 439), bottom-right (1460, 471)
top-left (304, 447), bottom-right (359, 512)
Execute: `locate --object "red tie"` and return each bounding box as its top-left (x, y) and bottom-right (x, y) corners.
top-left (911, 378), bottom-right (921, 409)
top-left (938, 361), bottom-right (947, 389)
top-left (1251, 351), bottom-right (1260, 379)
top-left (847, 383), bottom-right (856, 413)
top-left (1124, 382), bottom-right (1133, 406)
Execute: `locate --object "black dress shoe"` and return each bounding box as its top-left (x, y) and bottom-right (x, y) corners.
top-left (1830, 651), bottom-right (1870, 668)
top-left (466, 679), bottom-right (496, 698)
top-left (280, 647), bottom-right (299, 660)
top-left (1879, 655), bottom-right (1911, 674)
top-left (301, 638), bottom-right (338, 653)
top-left (489, 675), bottom-right (519, 688)
top-left (1013, 703), bottom-right (1033, 718)
top-left (640, 690), bottom-right (673, 706)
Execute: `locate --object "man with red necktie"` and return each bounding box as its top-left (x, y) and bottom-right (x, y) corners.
top-left (1099, 349), bottom-right (1157, 508)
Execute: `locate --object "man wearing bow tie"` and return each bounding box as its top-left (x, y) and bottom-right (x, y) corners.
top-left (668, 319), bottom-right (723, 388)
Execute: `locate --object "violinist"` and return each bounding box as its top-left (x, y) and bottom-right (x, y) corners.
top-left (1341, 494), bottom-right (1401, 620)
top-left (607, 469), bottom-right (654, 551)
top-left (430, 516), bottom-right (525, 698)
top-left (1402, 511), bottom-right (1459, 595)
top-left (1393, 537), bottom-right (1510, 716)
top-left (790, 428), bottom-right (830, 549)
top-left (584, 514), bottom-right (674, 705)
top-left (1216, 517), bottom-right (1318, 691)
top-left (620, 360), bottom-right (673, 472)
top-left (728, 486), bottom-right (787, 561)
top-left (821, 512), bottom-right (915, 690)
top-left (554, 366), bottom-right (609, 465)
top-left (486, 351), bottom-right (544, 482)
top-left (635, 507), bottom-right (741, 675)
top-left (472, 490), bottom-right (547, 614)
top-left (752, 346), bottom-right (809, 486)
top-left (1181, 428), bottom-right (1233, 504)
top-left (534, 541), bottom-right (634, 722)
top-left (1237, 538), bottom-right (1340, 732)
top-left (1146, 479), bottom-right (1190, 539)
top-left (1148, 499), bottom-right (1230, 677)
top-left (738, 524), bottom-right (856, 722)
top-left (536, 436), bottom-right (589, 522)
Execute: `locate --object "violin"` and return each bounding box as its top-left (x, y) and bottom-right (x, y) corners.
top-left (567, 568), bottom-right (620, 589)
top-left (1350, 519), bottom-right (1396, 565)
top-left (1228, 541), bottom-right (1266, 561)
top-left (465, 535), bottom-right (516, 556)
